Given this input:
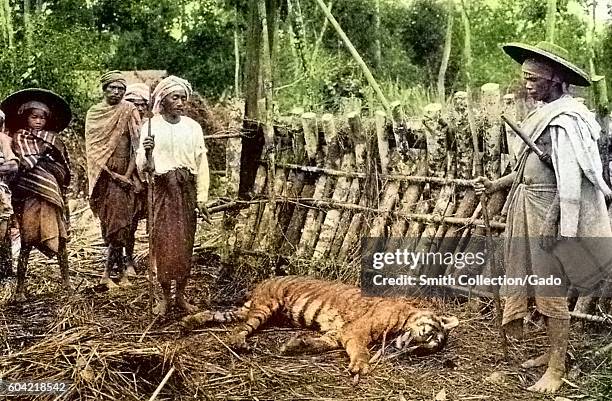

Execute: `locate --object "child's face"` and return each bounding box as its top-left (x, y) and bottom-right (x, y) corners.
top-left (27, 108), bottom-right (47, 131)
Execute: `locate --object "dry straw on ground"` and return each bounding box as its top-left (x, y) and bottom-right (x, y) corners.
top-left (0, 200), bottom-right (611, 400)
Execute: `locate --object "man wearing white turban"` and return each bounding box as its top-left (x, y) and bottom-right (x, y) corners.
top-left (124, 83), bottom-right (150, 119)
top-left (136, 75), bottom-right (210, 316)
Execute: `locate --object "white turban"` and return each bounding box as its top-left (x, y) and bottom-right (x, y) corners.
top-left (124, 83), bottom-right (150, 103)
top-left (151, 75), bottom-right (192, 114)
top-left (0, 110), bottom-right (4, 121)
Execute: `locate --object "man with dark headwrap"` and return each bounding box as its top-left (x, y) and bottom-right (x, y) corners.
top-left (136, 75), bottom-right (210, 316)
top-left (475, 42), bottom-right (612, 393)
top-left (85, 71), bottom-right (142, 288)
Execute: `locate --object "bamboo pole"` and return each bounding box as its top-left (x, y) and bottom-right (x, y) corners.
top-left (234, 5), bottom-right (241, 97)
top-left (273, 162), bottom-right (479, 185)
top-left (336, 112), bottom-right (368, 262)
top-left (437, 0), bottom-right (454, 104)
top-left (314, 0), bottom-right (391, 114)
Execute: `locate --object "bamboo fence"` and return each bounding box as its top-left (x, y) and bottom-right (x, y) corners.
top-left (219, 83), bottom-right (526, 280)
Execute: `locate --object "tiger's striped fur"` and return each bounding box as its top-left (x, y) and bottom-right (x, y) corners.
top-left (181, 276), bottom-right (459, 374)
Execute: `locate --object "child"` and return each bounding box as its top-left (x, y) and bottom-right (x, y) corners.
top-left (0, 110), bottom-right (19, 279)
top-left (1, 89), bottom-right (72, 300)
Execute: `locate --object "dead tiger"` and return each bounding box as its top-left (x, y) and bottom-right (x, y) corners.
top-left (181, 275), bottom-right (459, 374)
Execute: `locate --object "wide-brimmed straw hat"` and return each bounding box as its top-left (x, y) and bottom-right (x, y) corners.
top-left (0, 88), bottom-right (72, 132)
top-left (502, 41), bottom-right (591, 87)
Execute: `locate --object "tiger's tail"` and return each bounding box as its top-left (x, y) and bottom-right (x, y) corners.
top-left (181, 301), bottom-right (251, 330)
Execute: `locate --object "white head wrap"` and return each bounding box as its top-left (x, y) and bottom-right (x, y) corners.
top-left (124, 83), bottom-right (150, 103)
top-left (18, 101), bottom-right (51, 116)
top-left (151, 75), bottom-right (192, 114)
top-left (0, 110), bottom-right (4, 121)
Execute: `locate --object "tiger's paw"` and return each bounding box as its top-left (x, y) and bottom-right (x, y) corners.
top-left (228, 333), bottom-right (250, 352)
top-left (180, 311), bottom-right (214, 331)
top-left (348, 356), bottom-right (370, 375)
top-left (280, 337), bottom-right (306, 355)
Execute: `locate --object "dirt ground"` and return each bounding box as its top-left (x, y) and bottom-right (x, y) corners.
top-left (0, 203), bottom-right (611, 401)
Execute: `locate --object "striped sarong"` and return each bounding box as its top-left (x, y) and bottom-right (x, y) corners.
top-left (12, 129), bottom-right (70, 208)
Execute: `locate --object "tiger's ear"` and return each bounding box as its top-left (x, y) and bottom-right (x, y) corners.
top-left (441, 316), bottom-right (459, 330)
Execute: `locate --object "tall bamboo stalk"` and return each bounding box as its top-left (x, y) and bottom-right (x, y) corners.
top-left (314, 0), bottom-right (391, 114)
top-left (234, 5), bottom-right (241, 98)
top-left (546, 0), bottom-right (557, 43)
top-left (437, 0), bottom-right (454, 104)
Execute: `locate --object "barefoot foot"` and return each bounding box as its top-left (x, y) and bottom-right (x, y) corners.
top-left (527, 368), bottom-right (564, 394)
top-left (177, 297), bottom-right (199, 314)
top-left (118, 275), bottom-right (132, 287)
top-left (100, 276), bottom-right (119, 289)
top-left (14, 292), bottom-right (26, 302)
top-left (125, 264), bottom-right (137, 277)
top-left (153, 299), bottom-right (168, 316)
top-left (503, 319), bottom-right (524, 341)
top-left (522, 352), bottom-right (550, 369)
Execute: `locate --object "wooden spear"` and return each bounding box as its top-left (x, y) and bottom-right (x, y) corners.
top-left (145, 86), bottom-right (155, 319)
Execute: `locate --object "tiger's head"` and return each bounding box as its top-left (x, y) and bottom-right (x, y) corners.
top-left (393, 311), bottom-right (459, 356)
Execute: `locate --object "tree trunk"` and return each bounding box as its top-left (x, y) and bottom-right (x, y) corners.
top-left (460, 0), bottom-right (479, 175)
top-left (373, 0), bottom-right (382, 70)
top-left (239, 1), bottom-right (263, 198)
top-left (234, 5), bottom-right (241, 98)
top-left (311, 1), bottom-right (332, 66)
top-left (437, 0), bottom-right (454, 104)
top-left (546, 0), bottom-right (557, 43)
top-left (23, 0), bottom-right (31, 50)
top-left (287, 0), bottom-right (307, 73)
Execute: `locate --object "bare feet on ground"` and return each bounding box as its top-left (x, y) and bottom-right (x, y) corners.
top-left (521, 352), bottom-right (550, 368)
top-left (100, 276), bottom-right (119, 289)
top-left (125, 264), bottom-right (137, 277)
top-left (118, 275), bottom-right (131, 287)
top-left (153, 299), bottom-right (168, 316)
top-left (527, 368), bottom-right (564, 394)
top-left (177, 296), bottom-right (199, 314)
top-left (503, 319), bottom-right (523, 340)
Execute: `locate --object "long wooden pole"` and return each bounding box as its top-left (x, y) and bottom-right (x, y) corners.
top-left (146, 87), bottom-right (155, 319)
top-left (314, 0), bottom-right (391, 115)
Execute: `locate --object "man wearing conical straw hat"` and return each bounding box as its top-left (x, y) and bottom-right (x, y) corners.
top-left (475, 42), bottom-right (612, 393)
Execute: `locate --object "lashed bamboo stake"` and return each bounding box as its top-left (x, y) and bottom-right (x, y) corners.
top-left (312, 152), bottom-right (354, 261)
top-left (434, 92), bottom-right (479, 276)
top-left (337, 112), bottom-right (367, 263)
top-left (481, 83), bottom-right (502, 179)
top-left (298, 114), bottom-right (341, 259)
top-left (369, 110), bottom-right (400, 238)
top-left (279, 113), bottom-right (319, 255)
top-left (375, 110), bottom-right (390, 173)
top-left (413, 103), bottom-right (451, 258)
top-left (272, 108), bottom-right (306, 253)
